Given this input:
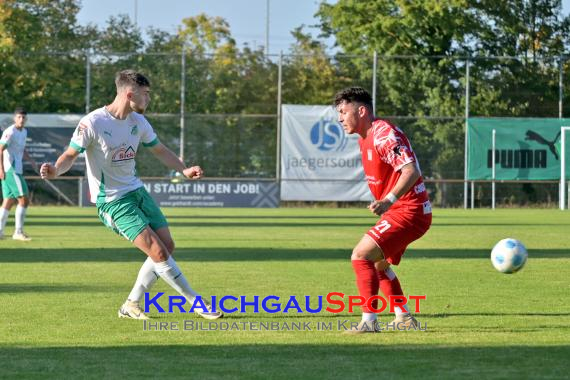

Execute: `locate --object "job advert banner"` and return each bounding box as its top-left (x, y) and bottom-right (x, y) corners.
top-left (280, 105), bottom-right (369, 201)
top-left (467, 118), bottom-right (570, 180)
top-left (0, 113), bottom-right (85, 174)
top-left (81, 179), bottom-right (279, 208)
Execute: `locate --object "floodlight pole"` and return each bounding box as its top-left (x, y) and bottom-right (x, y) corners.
top-left (265, 0), bottom-right (270, 56)
top-left (491, 129), bottom-right (497, 210)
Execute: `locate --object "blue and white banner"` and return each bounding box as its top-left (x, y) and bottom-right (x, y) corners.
top-left (280, 105), bottom-right (369, 201)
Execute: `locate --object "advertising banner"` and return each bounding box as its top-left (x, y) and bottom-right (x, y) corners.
top-left (81, 179), bottom-right (279, 208)
top-left (468, 118), bottom-right (570, 180)
top-left (280, 105), bottom-right (369, 201)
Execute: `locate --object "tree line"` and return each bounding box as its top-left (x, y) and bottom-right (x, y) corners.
top-left (2, 0), bottom-right (569, 205)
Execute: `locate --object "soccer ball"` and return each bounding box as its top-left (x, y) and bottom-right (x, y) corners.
top-left (491, 238), bottom-right (528, 274)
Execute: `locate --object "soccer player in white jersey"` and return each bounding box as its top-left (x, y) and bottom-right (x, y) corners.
top-left (0, 107), bottom-right (36, 241)
top-left (40, 70), bottom-right (222, 320)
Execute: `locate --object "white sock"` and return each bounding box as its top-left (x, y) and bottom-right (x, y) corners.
top-left (394, 305), bottom-right (409, 317)
top-left (128, 257), bottom-right (160, 302)
top-left (0, 208), bottom-right (8, 233)
top-left (384, 267), bottom-right (410, 317)
top-left (154, 256), bottom-right (200, 302)
top-left (15, 205), bottom-right (27, 233)
top-left (362, 312), bottom-right (377, 322)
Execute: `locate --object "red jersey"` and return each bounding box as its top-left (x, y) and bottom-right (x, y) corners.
top-left (358, 119), bottom-right (429, 208)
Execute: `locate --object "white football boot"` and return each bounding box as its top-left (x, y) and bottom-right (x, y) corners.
top-left (118, 300), bottom-right (150, 320)
top-left (12, 231), bottom-right (32, 241)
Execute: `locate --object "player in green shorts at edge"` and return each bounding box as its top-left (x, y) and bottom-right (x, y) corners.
top-left (40, 70), bottom-right (223, 320)
top-left (0, 107), bottom-right (37, 241)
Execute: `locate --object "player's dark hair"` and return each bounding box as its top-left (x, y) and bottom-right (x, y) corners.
top-left (14, 106), bottom-right (27, 115)
top-left (334, 87), bottom-right (373, 111)
top-left (115, 69), bottom-right (150, 90)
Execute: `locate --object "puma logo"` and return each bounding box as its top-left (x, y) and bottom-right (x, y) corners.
top-left (525, 130), bottom-right (561, 160)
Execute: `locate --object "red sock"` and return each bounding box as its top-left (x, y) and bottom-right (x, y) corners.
top-left (351, 260), bottom-right (379, 312)
top-left (378, 267), bottom-right (404, 300)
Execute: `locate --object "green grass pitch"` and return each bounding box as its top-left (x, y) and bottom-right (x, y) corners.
top-left (0, 207), bottom-right (569, 379)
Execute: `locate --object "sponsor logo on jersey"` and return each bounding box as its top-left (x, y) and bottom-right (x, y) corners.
top-left (310, 118), bottom-right (347, 152)
top-left (423, 200), bottom-right (432, 214)
top-left (414, 182), bottom-right (426, 194)
top-left (131, 125), bottom-right (138, 135)
top-left (111, 145), bottom-right (136, 163)
top-left (77, 123), bottom-right (89, 136)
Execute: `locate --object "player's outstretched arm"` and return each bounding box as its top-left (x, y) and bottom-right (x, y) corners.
top-left (148, 142), bottom-right (203, 180)
top-left (40, 147), bottom-right (80, 179)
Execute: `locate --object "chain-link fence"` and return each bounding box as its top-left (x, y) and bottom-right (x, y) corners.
top-left (2, 51), bottom-right (570, 207)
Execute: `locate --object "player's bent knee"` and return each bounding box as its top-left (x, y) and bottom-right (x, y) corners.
top-left (351, 237), bottom-right (384, 262)
top-left (351, 246), bottom-right (372, 261)
top-left (149, 249), bottom-right (170, 263)
top-left (3, 198), bottom-right (16, 209)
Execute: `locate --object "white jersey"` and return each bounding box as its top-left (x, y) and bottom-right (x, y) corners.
top-left (70, 107), bottom-right (159, 204)
top-left (0, 125), bottom-right (27, 174)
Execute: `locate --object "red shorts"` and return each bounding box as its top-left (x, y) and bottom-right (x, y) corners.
top-left (366, 203), bottom-right (432, 265)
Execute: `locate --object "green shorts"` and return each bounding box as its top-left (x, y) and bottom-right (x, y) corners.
top-left (97, 187), bottom-right (168, 241)
top-left (2, 168), bottom-right (29, 199)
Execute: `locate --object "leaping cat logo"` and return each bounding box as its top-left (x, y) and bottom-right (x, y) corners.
top-left (525, 130), bottom-right (561, 160)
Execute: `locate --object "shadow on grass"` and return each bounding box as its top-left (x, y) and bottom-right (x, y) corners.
top-left (20, 216), bottom-right (570, 229)
top-left (21, 214), bottom-right (570, 228)
top-left (0, 283), bottom-right (113, 293)
top-left (27, 214), bottom-right (376, 220)
top-left (0, 344), bottom-right (568, 379)
top-left (422, 312), bottom-right (570, 317)
top-left (0, 248), bottom-right (569, 263)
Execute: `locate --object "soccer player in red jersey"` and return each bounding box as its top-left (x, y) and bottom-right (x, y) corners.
top-left (334, 87), bottom-right (432, 333)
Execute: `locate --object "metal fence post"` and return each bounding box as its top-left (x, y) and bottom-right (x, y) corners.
top-left (464, 58), bottom-right (470, 209)
top-left (372, 51), bottom-right (377, 115)
top-left (78, 178), bottom-right (83, 207)
top-left (491, 129), bottom-right (497, 210)
top-left (180, 47), bottom-right (186, 162)
top-left (276, 51), bottom-right (283, 182)
top-left (558, 56), bottom-right (564, 119)
top-left (85, 50), bottom-right (91, 114)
